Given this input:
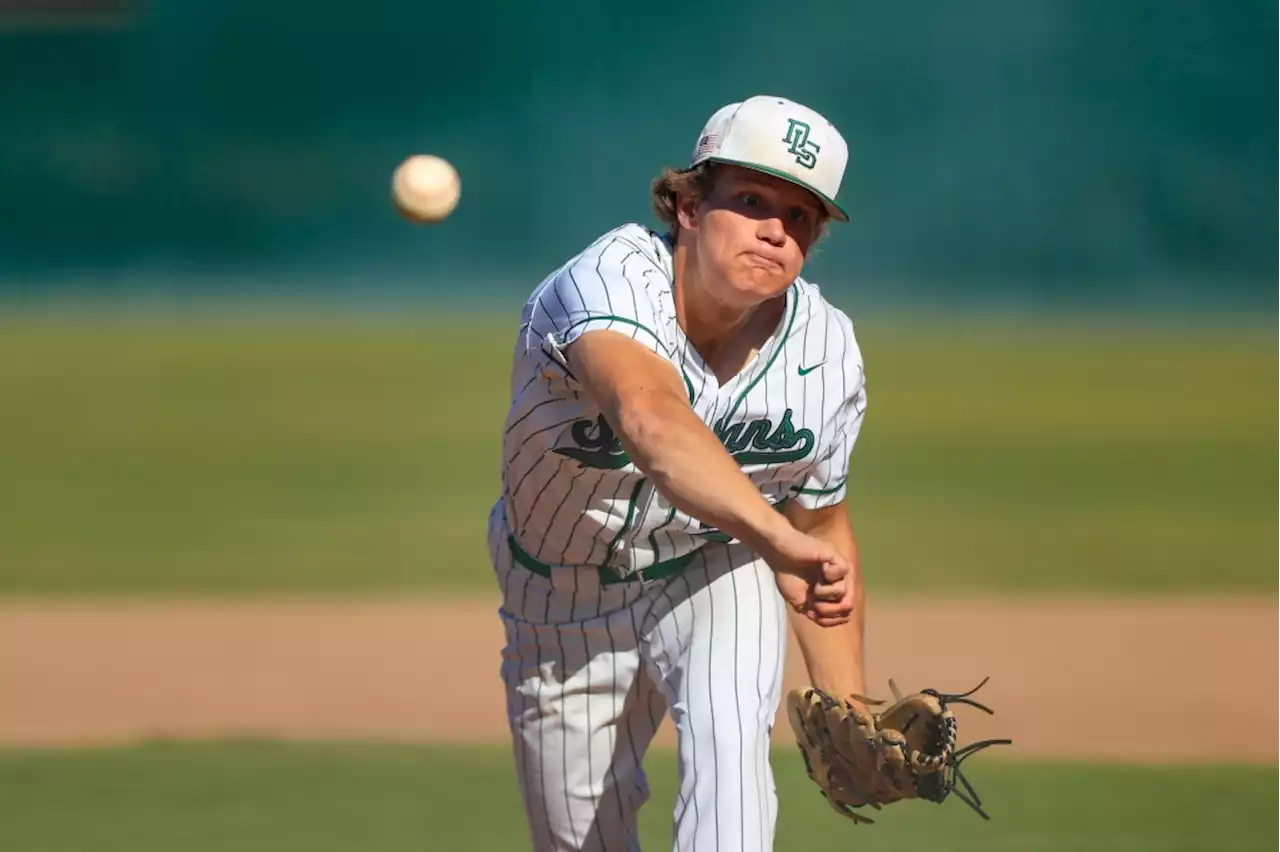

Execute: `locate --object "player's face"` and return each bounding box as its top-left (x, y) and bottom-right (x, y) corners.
top-left (680, 166), bottom-right (824, 306)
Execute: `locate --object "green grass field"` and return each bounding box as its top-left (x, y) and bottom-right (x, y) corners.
top-left (1, 316), bottom-right (1273, 595)
top-left (0, 742), bottom-right (1272, 852)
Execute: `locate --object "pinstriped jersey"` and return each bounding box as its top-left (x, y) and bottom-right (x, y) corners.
top-left (496, 223), bottom-right (867, 578)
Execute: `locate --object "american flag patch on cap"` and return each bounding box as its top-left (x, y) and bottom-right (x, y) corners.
top-left (694, 133), bottom-right (719, 157)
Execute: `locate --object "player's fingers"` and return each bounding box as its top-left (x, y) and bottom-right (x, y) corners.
top-left (812, 580), bottom-right (845, 602)
top-left (820, 559), bottom-right (850, 583)
top-left (811, 597), bottom-right (853, 620)
top-left (814, 611), bottom-right (851, 628)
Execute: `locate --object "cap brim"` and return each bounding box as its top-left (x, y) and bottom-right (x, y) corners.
top-left (699, 156), bottom-right (848, 222)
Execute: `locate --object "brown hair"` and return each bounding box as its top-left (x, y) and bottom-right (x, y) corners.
top-left (650, 162), bottom-right (719, 233)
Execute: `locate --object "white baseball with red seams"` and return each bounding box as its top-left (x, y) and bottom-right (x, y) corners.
top-left (489, 96), bottom-right (867, 851)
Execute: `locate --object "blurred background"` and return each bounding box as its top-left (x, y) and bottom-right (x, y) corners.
top-left (0, 2), bottom-right (1275, 851)
top-left (1, 0), bottom-right (1274, 308)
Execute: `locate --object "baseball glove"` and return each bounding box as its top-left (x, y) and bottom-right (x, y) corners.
top-left (786, 677), bottom-right (1011, 825)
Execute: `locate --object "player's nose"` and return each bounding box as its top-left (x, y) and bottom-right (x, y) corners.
top-left (756, 215), bottom-right (787, 247)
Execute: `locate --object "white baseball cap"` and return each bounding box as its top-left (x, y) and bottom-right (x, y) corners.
top-left (689, 95), bottom-right (849, 222)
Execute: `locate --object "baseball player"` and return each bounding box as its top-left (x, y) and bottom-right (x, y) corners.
top-left (489, 95), bottom-right (868, 851)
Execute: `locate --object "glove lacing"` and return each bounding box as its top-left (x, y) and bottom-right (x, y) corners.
top-left (911, 677), bottom-right (1013, 819)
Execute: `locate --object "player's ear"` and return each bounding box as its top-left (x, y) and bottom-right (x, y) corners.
top-left (675, 190), bottom-right (700, 231)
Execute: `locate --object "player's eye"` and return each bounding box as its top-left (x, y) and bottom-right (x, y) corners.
top-left (738, 192), bottom-right (761, 207)
top-left (788, 207), bottom-right (810, 223)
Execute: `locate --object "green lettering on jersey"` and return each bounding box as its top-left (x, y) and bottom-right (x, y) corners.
top-left (715, 408), bottom-right (815, 465)
top-left (552, 414), bottom-right (632, 469)
top-left (555, 408), bottom-right (814, 470)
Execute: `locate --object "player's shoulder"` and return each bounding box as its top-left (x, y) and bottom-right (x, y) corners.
top-left (529, 224), bottom-right (673, 305)
top-left (562, 223), bottom-right (673, 283)
top-left (791, 275), bottom-right (862, 357)
top-left (523, 224), bottom-right (677, 335)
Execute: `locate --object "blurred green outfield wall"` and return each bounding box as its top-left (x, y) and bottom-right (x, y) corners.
top-left (1, 0), bottom-right (1274, 307)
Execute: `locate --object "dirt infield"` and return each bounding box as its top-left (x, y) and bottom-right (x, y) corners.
top-left (1, 597), bottom-right (1275, 762)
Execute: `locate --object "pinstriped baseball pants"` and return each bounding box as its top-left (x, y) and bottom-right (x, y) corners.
top-left (489, 504), bottom-right (789, 852)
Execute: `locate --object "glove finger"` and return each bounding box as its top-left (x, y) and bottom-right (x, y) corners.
top-left (829, 706), bottom-right (876, 768)
top-left (785, 690), bottom-right (821, 745)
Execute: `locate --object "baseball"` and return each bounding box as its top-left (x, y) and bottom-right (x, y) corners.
top-left (392, 154), bottom-right (460, 223)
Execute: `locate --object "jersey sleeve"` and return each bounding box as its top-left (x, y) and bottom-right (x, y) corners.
top-left (790, 317), bottom-right (868, 509)
top-left (531, 236), bottom-right (673, 369)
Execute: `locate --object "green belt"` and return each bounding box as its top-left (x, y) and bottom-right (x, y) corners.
top-left (507, 535), bottom-right (698, 586)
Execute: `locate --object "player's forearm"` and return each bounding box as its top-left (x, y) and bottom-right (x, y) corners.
top-left (566, 331), bottom-right (793, 554)
top-left (613, 389), bottom-right (791, 552)
top-left (787, 514), bottom-right (866, 699)
top-left (789, 593), bottom-right (865, 700)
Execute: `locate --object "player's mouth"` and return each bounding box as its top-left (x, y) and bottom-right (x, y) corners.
top-left (742, 251), bottom-right (785, 271)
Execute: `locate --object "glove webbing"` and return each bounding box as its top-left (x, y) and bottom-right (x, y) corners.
top-left (912, 678), bottom-right (1013, 820)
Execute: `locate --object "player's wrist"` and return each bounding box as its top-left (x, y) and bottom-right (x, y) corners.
top-left (740, 509), bottom-right (797, 558)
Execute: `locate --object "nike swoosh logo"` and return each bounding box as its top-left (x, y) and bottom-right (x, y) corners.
top-left (797, 362), bottom-right (826, 376)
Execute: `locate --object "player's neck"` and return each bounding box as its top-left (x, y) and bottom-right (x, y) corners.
top-left (673, 242), bottom-right (783, 382)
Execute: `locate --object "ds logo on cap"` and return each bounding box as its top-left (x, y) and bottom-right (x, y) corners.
top-left (688, 95), bottom-right (849, 222)
top-left (782, 119), bottom-right (820, 169)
